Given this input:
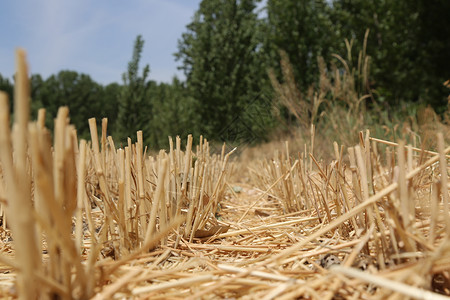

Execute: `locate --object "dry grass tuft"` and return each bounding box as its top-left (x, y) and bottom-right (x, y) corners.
top-left (0, 50), bottom-right (233, 299)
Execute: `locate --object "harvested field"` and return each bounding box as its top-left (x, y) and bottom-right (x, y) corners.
top-left (0, 51), bottom-right (449, 299)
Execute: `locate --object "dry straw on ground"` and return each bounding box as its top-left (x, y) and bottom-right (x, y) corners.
top-left (0, 50), bottom-right (449, 299)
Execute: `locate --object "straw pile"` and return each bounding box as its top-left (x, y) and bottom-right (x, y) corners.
top-left (0, 50), bottom-right (449, 299)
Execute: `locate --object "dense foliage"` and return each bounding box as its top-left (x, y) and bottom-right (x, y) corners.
top-left (1, 0), bottom-right (448, 147)
top-left (175, 0), bottom-right (271, 142)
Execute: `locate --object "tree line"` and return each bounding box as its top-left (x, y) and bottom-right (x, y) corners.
top-left (1, 0), bottom-right (448, 148)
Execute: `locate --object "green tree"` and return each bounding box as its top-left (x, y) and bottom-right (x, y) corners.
top-left (31, 71), bottom-right (104, 138)
top-left (101, 82), bottom-right (122, 135)
top-left (331, 0), bottom-right (450, 111)
top-left (115, 35), bottom-right (152, 143)
top-left (30, 74), bottom-right (45, 119)
top-left (413, 0), bottom-right (450, 111)
top-left (175, 0), bottom-right (271, 142)
top-left (146, 77), bottom-right (200, 148)
top-left (265, 0), bottom-right (337, 91)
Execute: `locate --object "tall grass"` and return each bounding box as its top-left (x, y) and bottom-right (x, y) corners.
top-left (268, 29), bottom-right (450, 155)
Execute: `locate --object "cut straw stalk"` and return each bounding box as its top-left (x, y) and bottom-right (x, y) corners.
top-left (131, 274), bottom-right (216, 295)
top-left (104, 215), bottom-right (185, 276)
top-left (437, 133), bottom-right (449, 233)
top-left (265, 145), bottom-right (450, 265)
top-left (180, 244), bottom-right (273, 253)
top-left (136, 130), bottom-right (147, 239)
top-left (332, 265), bottom-right (449, 300)
top-left (0, 50), bottom-right (39, 299)
top-left (88, 118), bottom-right (119, 224)
top-left (218, 264), bottom-right (305, 283)
top-left (77, 140), bottom-right (97, 246)
top-left (93, 269), bottom-right (141, 300)
top-left (146, 158), bottom-right (168, 241)
top-left (216, 217), bottom-right (320, 239)
top-left (185, 268), bottom-right (255, 300)
top-left (117, 148), bottom-right (127, 253)
top-left (369, 136), bottom-right (450, 159)
top-left (238, 159), bottom-right (299, 222)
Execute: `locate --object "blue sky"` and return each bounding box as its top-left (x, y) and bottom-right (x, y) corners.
top-left (0, 0), bottom-right (202, 84)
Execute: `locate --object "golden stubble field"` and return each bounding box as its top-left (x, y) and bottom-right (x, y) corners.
top-left (0, 50), bottom-right (449, 299)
